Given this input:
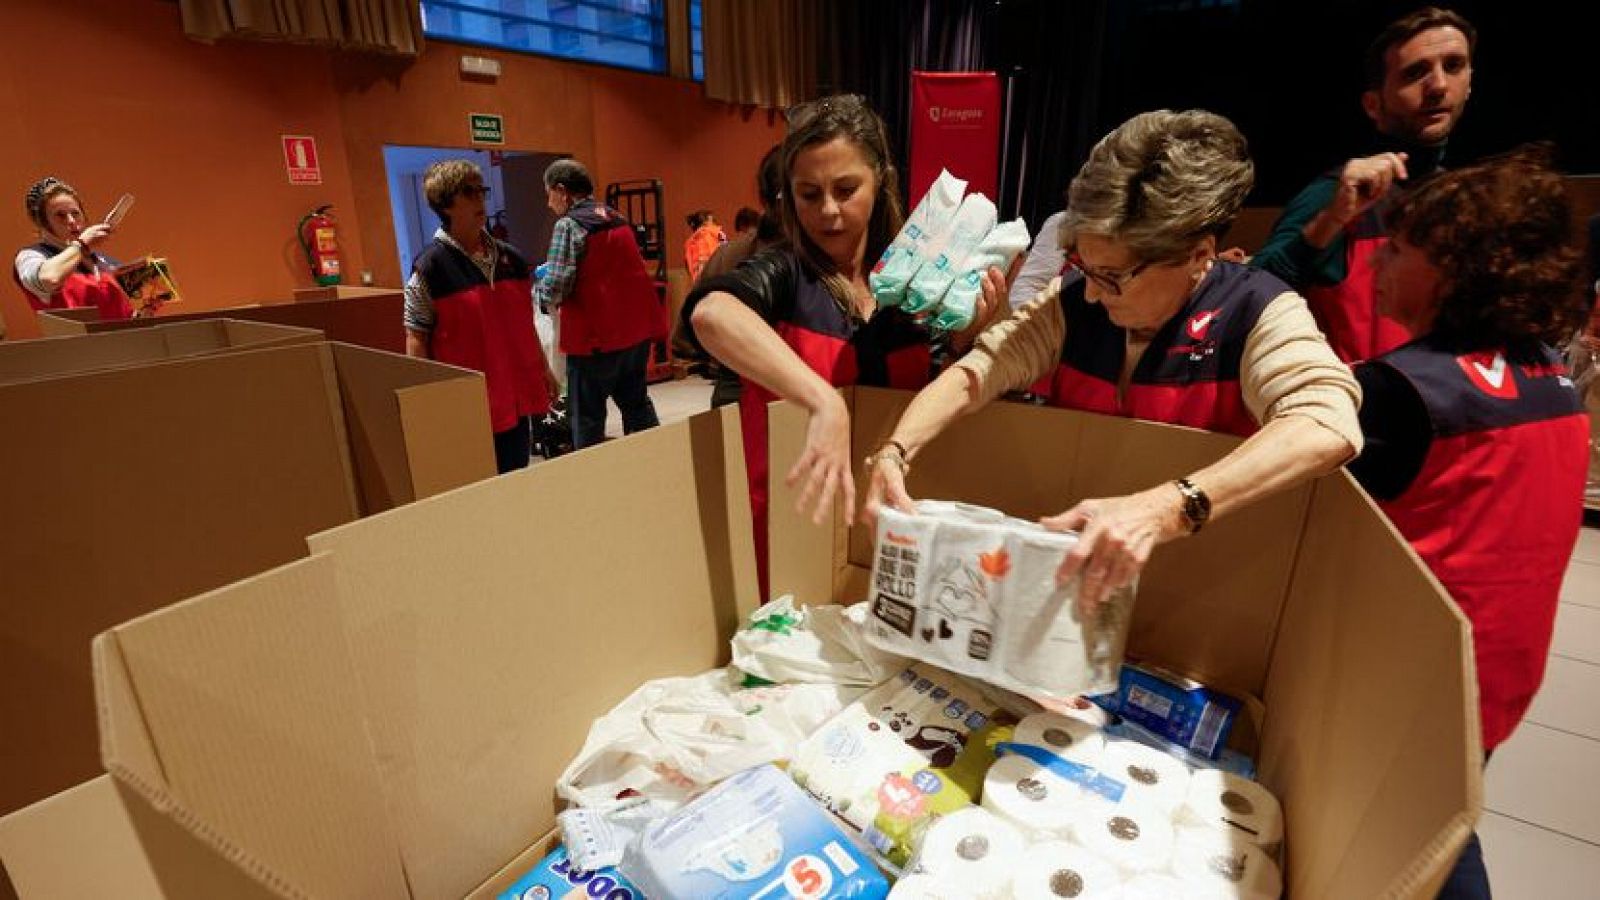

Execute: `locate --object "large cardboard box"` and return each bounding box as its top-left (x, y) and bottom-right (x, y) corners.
top-left (0, 390), bottom-right (1478, 898)
top-left (35, 289), bottom-right (406, 352)
top-left (0, 341), bottom-right (496, 817)
top-left (0, 319), bottom-right (321, 382)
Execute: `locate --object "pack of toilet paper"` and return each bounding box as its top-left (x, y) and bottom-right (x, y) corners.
top-left (865, 500), bottom-right (1135, 701)
top-left (620, 763), bottom-right (890, 899)
top-left (904, 194), bottom-right (998, 315)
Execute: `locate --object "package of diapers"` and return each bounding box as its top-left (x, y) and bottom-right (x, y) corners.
top-left (930, 219), bottom-right (1032, 332)
top-left (870, 169), bottom-right (967, 308)
top-left (903, 194), bottom-right (998, 315)
top-left (865, 501), bottom-right (1134, 700)
top-left (497, 846), bottom-right (642, 900)
top-left (621, 764), bottom-right (890, 899)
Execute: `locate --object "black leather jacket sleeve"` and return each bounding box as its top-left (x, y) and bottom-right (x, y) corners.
top-left (680, 247), bottom-right (798, 352)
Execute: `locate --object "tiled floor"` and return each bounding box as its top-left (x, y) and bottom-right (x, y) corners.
top-left (1483, 524), bottom-right (1600, 897)
top-left (611, 380), bottom-right (1600, 895)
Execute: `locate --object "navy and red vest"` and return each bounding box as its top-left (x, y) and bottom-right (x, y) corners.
top-left (1303, 200), bottom-right (1412, 364)
top-left (558, 202), bottom-right (667, 356)
top-left (1041, 261), bottom-right (1280, 437)
top-left (1373, 337), bottom-right (1588, 751)
top-left (739, 261), bottom-right (934, 598)
top-left (415, 237), bottom-right (551, 433)
top-left (12, 241), bottom-right (134, 320)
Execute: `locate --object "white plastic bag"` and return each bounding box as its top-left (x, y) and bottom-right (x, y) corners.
top-left (731, 595), bottom-right (908, 687)
top-left (870, 169), bottom-right (967, 308)
top-left (534, 295), bottom-right (565, 391)
top-left (555, 669), bottom-right (858, 809)
top-left (931, 218), bottom-right (1032, 332)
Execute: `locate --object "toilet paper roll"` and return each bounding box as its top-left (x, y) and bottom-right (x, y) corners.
top-left (980, 753), bottom-right (1082, 840)
top-left (888, 873), bottom-right (970, 899)
top-left (1013, 712), bottom-right (1107, 766)
top-left (1101, 740), bottom-right (1191, 815)
top-left (1008, 841), bottom-right (1123, 900)
top-left (912, 806), bottom-right (1025, 896)
top-left (1171, 827), bottom-right (1284, 900)
top-left (1119, 872), bottom-right (1227, 900)
top-left (1179, 769), bottom-right (1284, 853)
top-left (1070, 802), bottom-right (1176, 876)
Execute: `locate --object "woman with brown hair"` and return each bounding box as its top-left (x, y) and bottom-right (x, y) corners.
top-left (1349, 147), bottom-right (1591, 899)
top-left (683, 94), bottom-right (1006, 595)
top-left (13, 177), bottom-right (135, 321)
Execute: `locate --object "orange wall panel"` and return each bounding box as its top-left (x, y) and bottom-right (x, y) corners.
top-left (1, 0), bottom-right (782, 340)
top-left (1, 0), bottom-right (365, 339)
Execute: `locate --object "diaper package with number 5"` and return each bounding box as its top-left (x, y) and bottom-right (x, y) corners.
top-left (620, 764), bottom-right (890, 899)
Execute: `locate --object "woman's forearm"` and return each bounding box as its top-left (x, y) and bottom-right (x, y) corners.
top-left (36, 246), bottom-right (84, 293)
top-left (691, 292), bottom-right (838, 413)
top-left (885, 365), bottom-right (987, 458)
top-left (1188, 414), bottom-right (1354, 523)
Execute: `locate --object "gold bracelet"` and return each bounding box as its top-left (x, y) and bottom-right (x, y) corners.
top-left (864, 443), bottom-right (910, 476)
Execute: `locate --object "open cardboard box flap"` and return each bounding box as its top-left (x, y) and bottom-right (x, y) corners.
top-left (0, 340), bottom-right (495, 821)
top-left (88, 407), bottom-right (756, 899)
top-left (11, 391), bottom-right (1475, 898)
top-left (0, 319), bottom-right (320, 384)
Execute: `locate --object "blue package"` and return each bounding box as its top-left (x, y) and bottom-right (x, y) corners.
top-left (498, 847), bottom-right (642, 900)
top-left (1090, 663), bottom-right (1242, 761)
top-left (622, 765), bottom-right (890, 899)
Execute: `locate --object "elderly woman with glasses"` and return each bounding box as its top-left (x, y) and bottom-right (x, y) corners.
top-left (684, 94), bottom-right (1009, 596)
top-left (862, 110), bottom-right (1363, 607)
top-left (404, 159), bottom-right (554, 474)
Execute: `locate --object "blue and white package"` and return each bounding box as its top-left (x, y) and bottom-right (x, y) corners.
top-left (498, 846), bottom-right (642, 900)
top-left (1090, 663), bottom-right (1242, 761)
top-left (621, 764), bottom-right (890, 899)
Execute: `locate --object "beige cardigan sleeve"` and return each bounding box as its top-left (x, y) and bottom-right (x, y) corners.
top-left (952, 278), bottom-right (1067, 403)
top-left (1241, 291), bottom-right (1364, 452)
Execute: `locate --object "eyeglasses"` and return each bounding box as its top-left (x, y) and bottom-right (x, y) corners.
top-left (459, 184), bottom-right (492, 199)
top-left (784, 94), bottom-right (868, 129)
top-left (1067, 250), bottom-right (1151, 297)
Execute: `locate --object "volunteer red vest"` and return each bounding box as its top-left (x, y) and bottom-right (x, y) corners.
top-left (416, 238), bottom-right (551, 433)
top-left (558, 202), bottom-right (667, 356)
top-left (738, 263), bottom-right (933, 599)
top-left (12, 242), bottom-right (134, 320)
top-left (1374, 337), bottom-right (1588, 751)
top-left (1042, 261), bottom-right (1277, 437)
top-left (1303, 205), bottom-right (1412, 363)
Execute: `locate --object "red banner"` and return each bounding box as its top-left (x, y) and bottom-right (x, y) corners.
top-left (908, 71), bottom-right (1001, 206)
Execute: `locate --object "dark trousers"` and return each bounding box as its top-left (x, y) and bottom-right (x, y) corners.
top-left (1438, 750), bottom-right (1494, 899)
top-left (568, 340), bottom-right (659, 448)
top-left (492, 416), bottom-right (532, 473)
top-left (1437, 831), bottom-right (1490, 899)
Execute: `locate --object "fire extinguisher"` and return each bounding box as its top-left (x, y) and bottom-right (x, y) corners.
top-left (297, 205), bottom-right (343, 286)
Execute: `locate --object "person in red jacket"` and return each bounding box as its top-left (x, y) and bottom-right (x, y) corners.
top-left (684, 95), bottom-right (1007, 600)
top-left (536, 159), bottom-right (667, 449)
top-left (1349, 148), bottom-right (1591, 900)
top-left (13, 177), bottom-right (135, 321)
top-left (1253, 6), bottom-right (1477, 363)
top-left (404, 160), bottom-right (554, 473)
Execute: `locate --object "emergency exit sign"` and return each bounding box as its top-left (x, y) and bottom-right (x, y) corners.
top-left (470, 113), bottom-right (504, 145)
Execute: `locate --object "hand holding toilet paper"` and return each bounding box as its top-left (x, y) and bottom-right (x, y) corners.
top-left (865, 500), bottom-right (1135, 700)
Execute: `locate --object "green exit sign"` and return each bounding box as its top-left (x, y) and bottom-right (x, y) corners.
top-left (469, 113), bottom-right (504, 145)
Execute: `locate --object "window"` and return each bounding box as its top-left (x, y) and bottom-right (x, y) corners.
top-left (421, 0), bottom-right (667, 75)
top-left (689, 0), bottom-right (704, 81)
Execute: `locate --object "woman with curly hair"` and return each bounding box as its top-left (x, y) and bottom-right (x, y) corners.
top-left (1349, 147), bottom-right (1591, 898)
top-left (13, 177), bottom-right (135, 320)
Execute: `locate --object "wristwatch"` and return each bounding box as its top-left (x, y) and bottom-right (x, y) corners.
top-left (1174, 477), bottom-right (1211, 533)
